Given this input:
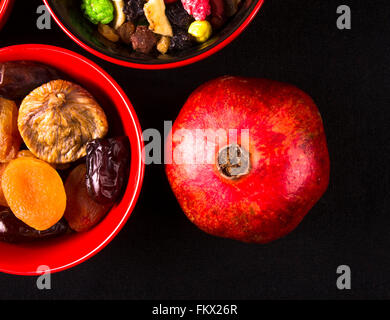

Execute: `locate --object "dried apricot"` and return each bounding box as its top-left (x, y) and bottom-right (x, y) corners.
top-left (0, 208), bottom-right (69, 243)
top-left (0, 97), bottom-right (21, 163)
top-left (18, 80), bottom-right (108, 164)
top-left (64, 164), bottom-right (112, 232)
top-left (1, 157), bottom-right (66, 231)
top-left (16, 149), bottom-right (70, 171)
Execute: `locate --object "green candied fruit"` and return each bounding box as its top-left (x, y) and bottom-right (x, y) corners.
top-left (81, 0), bottom-right (114, 25)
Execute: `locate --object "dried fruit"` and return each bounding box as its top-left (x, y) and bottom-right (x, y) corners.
top-left (166, 2), bottom-right (193, 29)
top-left (188, 20), bottom-right (212, 42)
top-left (117, 21), bottom-right (136, 44)
top-left (1, 157), bottom-right (67, 231)
top-left (130, 25), bottom-right (158, 54)
top-left (112, 0), bottom-right (126, 29)
top-left (124, 0), bottom-right (146, 22)
top-left (86, 137), bottom-right (130, 204)
top-left (0, 61), bottom-right (62, 100)
top-left (181, 0), bottom-right (211, 21)
top-left (64, 164), bottom-right (112, 232)
top-left (224, 0), bottom-right (241, 17)
top-left (0, 97), bottom-right (21, 163)
top-left (144, 0), bottom-right (173, 36)
top-left (18, 80), bottom-right (108, 164)
top-left (157, 36), bottom-right (171, 54)
top-left (0, 208), bottom-right (69, 243)
top-left (16, 149), bottom-right (69, 170)
top-left (98, 23), bottom-right (120, 42)
top-left (209, 0), bottom-right (226, 29)
top-left (82, 0), bottom-right (114, 24)
top-left (0, 163), bottom-right (8, 207)
top-left (169, 29), bottom-right (195, 51)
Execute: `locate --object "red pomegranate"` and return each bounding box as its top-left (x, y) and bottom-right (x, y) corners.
top-left (165, 76), bottom-right (330, 243)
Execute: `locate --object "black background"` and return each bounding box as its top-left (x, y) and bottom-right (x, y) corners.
top-left (0, 0), bottom-right (389, 300)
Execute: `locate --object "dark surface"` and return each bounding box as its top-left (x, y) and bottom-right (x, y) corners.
top-left (0, 0), bottom-right (389, 299)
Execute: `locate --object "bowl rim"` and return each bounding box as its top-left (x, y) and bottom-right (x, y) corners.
top-left (0, 0), bottom-right (14, 30)
top-left (0, 44), bottom-right (145, 275)
top-left (42, 0), bottom-right (265, 70)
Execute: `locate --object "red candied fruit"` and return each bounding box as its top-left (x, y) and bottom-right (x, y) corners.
top-left (181, 0), bottom-right (211, 21)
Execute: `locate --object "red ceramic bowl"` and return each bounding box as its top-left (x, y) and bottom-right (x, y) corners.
top-left (0, 44), bottom-right (145, 275)
top-left (0, 0), bottom-right (14, 30)
top-left (43, 0), bottom-right (264, 69)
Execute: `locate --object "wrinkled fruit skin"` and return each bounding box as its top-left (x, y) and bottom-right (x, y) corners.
top-left (64, 164), bottom-right (112, 232)
top-left (86, 137), bottom-right (130, 204)
top-left (165, 76), bottom-right (330, 244)
top-left (0, 208), bottom-right (69, 243)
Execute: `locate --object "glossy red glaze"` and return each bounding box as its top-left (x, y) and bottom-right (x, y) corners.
top-left (0, 45), bottom-right (145, 275)
top-left (42, 0), bottom-right (264, 69)
top-left (166, 76), bottom-right (330, 243)
top-left (0, 0), bottom-right (14, 30)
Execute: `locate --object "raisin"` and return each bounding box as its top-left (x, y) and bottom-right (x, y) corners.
top-left (166, 2), bottom-right (194, 29)
top-left (124, 0), bottom-right (146, 22)
top-left (0, 208), bottom-right (69, 243)
top-left (117, 21), bottom-right (136, 44)
top-left (169, 29), bottom-right (195, 51)
top-left (86, 137), bottom-right (130, 204)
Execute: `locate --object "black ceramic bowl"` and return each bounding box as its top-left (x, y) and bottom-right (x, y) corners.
top-left (44, 0), bottom-right (264, 69)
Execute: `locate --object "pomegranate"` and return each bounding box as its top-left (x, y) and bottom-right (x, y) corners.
top-left (165, 76), bottom-right (330, 244)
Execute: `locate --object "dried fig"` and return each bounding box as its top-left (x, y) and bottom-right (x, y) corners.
top-left (0, 97), bottom-right (22, 163)
top-left (18, 80), bottom-right (108, 164)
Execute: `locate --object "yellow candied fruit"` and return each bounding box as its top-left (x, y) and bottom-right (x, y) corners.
top-left (188, 20), bottom-right (212, 43)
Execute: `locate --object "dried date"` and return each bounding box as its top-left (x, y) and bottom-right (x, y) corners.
top-left (0, 208), bottom-right (69, 243)
top-left (0, 61), bottom-right (62, 100)
top-left (86, 137), bottom-right (130, 204)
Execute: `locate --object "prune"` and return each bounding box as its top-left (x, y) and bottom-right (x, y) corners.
top-left (169, 29), bottom-right (195, 51)
top-left (86, 137), bottom-right (130, 204)
top-left (124, 0), bottom-right (146, 22)
top-left (64, 164), bottom-right (113, 232)
top-left (0, 208), bottom-right (69, 243)
top-left (0, 61), bottom-right (62, 100)
top-left (130, 25), bottom-right (158, 54)
top-left (166, 2), bottom-right (194, 29)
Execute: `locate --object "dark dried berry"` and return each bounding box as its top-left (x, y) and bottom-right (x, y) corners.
top-left (130, 25), bottom-right (158, 54)
top-left (0, 208), bottom-right (69, 243)
top-left (86, 137), bottom-right (131, 204)
top-left (118, 21), bottom-right (136, 44)
top-left (169, 29), bottom-right (195, 51)
top-left (124, 0), bottom-right (146, 22)
top-left (166, 2), bottom-right (194, 29)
